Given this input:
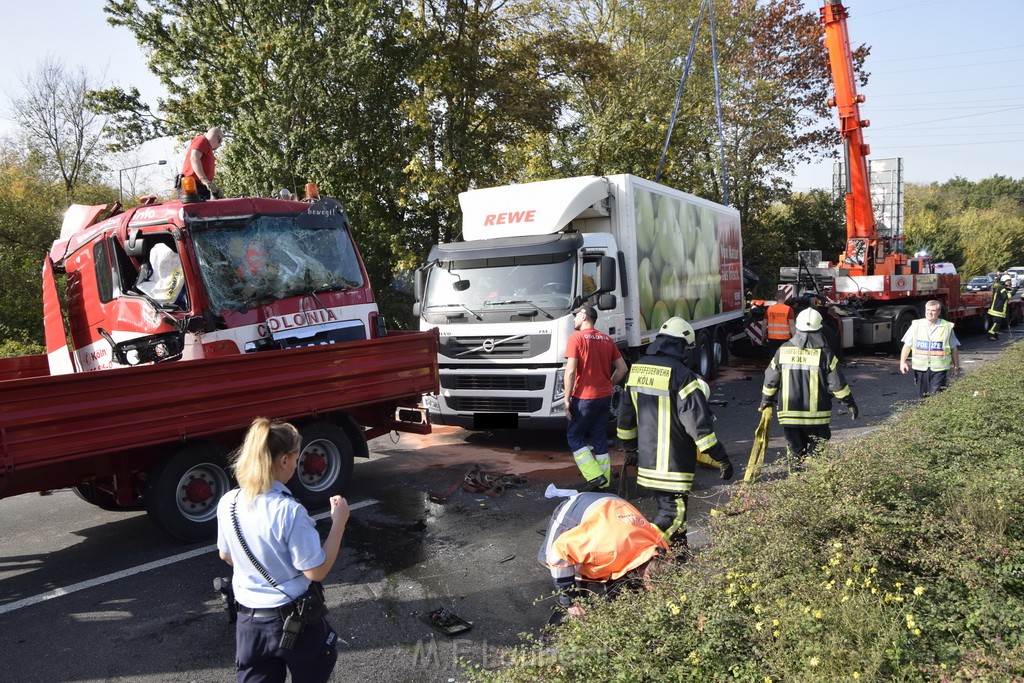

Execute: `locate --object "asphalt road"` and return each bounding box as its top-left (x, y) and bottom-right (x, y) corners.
top-left (0, 327), bottom-right (1017, 682)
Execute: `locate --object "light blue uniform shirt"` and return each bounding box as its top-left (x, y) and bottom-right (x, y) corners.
top-left (216, 481), bottom-right (326, 609)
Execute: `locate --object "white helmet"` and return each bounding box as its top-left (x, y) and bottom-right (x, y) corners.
top-left (658, 317), bottom-right (696, 346)
top-left (796, 308), bottom-right (823, 332)
top-left (1000, 274), bottom-right (1012, 285)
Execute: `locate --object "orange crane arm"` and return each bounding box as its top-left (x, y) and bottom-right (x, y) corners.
top-left (821, 0), bottom-right (877, 273)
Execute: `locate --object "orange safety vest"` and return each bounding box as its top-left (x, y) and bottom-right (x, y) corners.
top-left (765, 303), bottom-right (794, 340)
top-left (550, 496), bottom-right (669, 582)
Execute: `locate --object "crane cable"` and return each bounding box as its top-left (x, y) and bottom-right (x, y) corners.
top-left (655, 0), bottom-right (731, 206)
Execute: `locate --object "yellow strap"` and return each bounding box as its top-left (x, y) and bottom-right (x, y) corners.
top-left (744, 407), bottom-right (772, 483)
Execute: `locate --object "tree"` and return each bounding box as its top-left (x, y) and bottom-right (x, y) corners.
top-left (745, 189), bottom-right (844, 293)
top-left (904, 177), bottom-right (1024, 276)
top-left (6, 58), bottom-right (110, 195)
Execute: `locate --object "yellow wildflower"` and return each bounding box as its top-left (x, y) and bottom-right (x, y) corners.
top-left (845, 578), bottom-right (853, 587)
top-left (772, 619), bottom-right (780, 627)
top-left (809, 656), bottom-right (820, 667)
top-left (869, 567), bottom-right (878, 574)
top-left (813, 609), bottom-right (824, 620)
top-left (913, 628), bottom-right (921, 636)
top-left (755, 621), bottom-right (763, 631)
top-left (852, 673), bottom-right (861, 679)
top-left (754, 604), bottom-right (763, 614)
top-left (913, 586), bottom-right (925, 596)
top-left (833, 541), bottom-right (843, 549)
top-left (680, 593), bottom-right (688, 603)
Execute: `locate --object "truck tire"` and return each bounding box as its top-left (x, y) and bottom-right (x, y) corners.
top-left (890, 310), bottom-right (916, 354)
top-left (712, 326), bottom-right (729, 378)
top-left (289, 421), bottom-right (354, 507)
top-left (144, 443), bottom-right (232, 542)
top-left (694, 330), bottom-right (714, 379)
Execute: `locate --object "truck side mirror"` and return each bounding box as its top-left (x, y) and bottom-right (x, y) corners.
top-left (599, 256), bottom-right (617, 292)
top-left (412, 302), bottom-right (421, 317)
top-left (414, 267), bottom-right (426, 302)
top-left (597, 293), bottom-right (616, 310)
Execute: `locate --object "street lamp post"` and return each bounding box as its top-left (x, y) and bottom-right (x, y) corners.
top-left (118, 160), bottom-right (168, 203)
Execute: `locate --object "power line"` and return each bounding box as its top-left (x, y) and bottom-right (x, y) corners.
top-left (875, 56), bottom-right (1024, 75)
top-left (869, 139), bottom-right (1024, 149)
top-left (870, 44), bottom-right (1024, 64)
top-left (867, 84), bottom-right (1024, 98)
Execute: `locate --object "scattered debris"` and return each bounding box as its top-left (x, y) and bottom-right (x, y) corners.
top-left (428, 464), bottom-right (528, 503)
top-left (709, 399), bottom-right (728, 407)
top-left (499, 554), bottom-right (515, 563)
top-left (882, 391), bottom-right (897, 396)
top-left (422, 608), bottom-right (473, 636)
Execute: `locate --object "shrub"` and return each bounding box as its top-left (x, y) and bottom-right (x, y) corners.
top-left (471, 343), bottom-right (1024, 682)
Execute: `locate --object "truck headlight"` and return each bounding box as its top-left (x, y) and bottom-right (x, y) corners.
top-left (422, 394), bottom-right (440, 412)
top-left (552, 369), bottom-right (566, 404)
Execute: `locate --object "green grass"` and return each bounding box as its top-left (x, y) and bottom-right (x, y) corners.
top-left (470, 343), bottom-right (1024, 682)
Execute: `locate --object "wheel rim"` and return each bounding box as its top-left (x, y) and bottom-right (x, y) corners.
top-left (175, 462), bottom-right (230, 523)
top-left (697, 337), bottom-right (712, 377)
top-left (298, 438), bottom-right (341, 493)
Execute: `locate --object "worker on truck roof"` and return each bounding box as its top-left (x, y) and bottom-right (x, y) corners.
top-left (177, 127), bottom-right (224, 200)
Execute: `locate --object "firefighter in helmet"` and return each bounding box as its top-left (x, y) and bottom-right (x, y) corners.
top-left (759, 308), bottom-right (858, 458)
top-left (986, 274), bottom-right (1012, 341)
top-left (616, 317), bottom-right (733, 548)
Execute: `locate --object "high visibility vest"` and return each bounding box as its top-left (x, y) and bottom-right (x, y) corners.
top-left (908, 319), bottom-right (954, 372)
top-left (765, 303), bottom-right (793, 340)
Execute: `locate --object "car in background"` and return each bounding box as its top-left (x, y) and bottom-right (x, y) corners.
top-left (964, 275), bottom-right (994, 293)
top-left (933, 262), bottom-right (957, 275)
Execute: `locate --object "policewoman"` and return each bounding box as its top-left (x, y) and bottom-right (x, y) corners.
top-left (216, 418), bottom-right (349, 682)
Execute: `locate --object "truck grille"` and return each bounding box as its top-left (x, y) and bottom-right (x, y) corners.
top-left (447, 397), bottom-right (542, 413)
top-left (440, 334), bottom-right (551, 359)
top-left (441, 375), bottom-right (546, 391)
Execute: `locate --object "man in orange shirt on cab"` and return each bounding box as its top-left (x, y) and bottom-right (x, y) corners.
top-left (765, 289), bottom-right (795, 354)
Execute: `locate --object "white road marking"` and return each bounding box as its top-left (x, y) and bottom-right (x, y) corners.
top-left (0, 498), bottom-right (378, 616)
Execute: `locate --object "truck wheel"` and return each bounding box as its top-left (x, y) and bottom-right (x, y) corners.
top-left (890, 311), bottom-right (915, 354)
top-left (712, 327), bottom-right (729, 377)
top-left (144, 443), bottom-right (232, 542)
top-left (694, 330), bottom-right (714, 379)
top-left (290, 421), bottom-right (354, 507)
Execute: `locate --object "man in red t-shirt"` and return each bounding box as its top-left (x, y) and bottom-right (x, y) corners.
top-left (564, 305), bottom-right (628, 490)
top-left (178, 127), bottom-right (224, 199)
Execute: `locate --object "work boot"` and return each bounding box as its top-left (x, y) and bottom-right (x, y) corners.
top-left (583, 475), bottom-right (609, 492)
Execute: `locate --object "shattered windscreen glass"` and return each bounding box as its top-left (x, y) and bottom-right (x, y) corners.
top-left (190, 200), bottom-right (364, 312)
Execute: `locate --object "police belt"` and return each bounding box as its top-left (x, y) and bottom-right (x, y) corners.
top-left (236, 603), bottom-right (290, 619)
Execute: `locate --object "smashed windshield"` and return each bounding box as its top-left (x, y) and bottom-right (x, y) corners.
top-left (423, 253), bottom-right (574, 312)
top-left (190, 202), bottom-right (364, 312)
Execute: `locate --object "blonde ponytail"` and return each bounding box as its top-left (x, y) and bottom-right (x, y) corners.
top-left (232, 417), bottom-right (301, 502)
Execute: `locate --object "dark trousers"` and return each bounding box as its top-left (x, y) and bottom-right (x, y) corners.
top-left (235, 612), bottom-right (338, 683)
top-left (782, 425), bottom-right (832, 457)
top-left (913, 369), bottom-right (949, 398)
top-left (566, 396), bottom-right (611, 458)
top-left (650, 491), bottom-right (689, 544)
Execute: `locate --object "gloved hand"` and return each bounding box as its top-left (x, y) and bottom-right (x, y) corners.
top-left (846, 399), bottom-right (859, 421)
top-left (207, 180), bottom-right (223, 198)
top-left (757, 400), bottom-right (773, 412)
top-left (718, 458), bottom-right (734, 481)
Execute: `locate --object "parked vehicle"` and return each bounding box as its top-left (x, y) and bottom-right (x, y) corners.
top-left (965, 276), bottom-right (994, 293)
top-left (0, 184), bottom-right (439, 541)
top-left (413, 174), bottom-right (746, 430)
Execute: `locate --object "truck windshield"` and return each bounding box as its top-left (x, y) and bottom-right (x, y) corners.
top-left (190, 211), bottom-right (364, 312)
top-left (423, 253), bottom-right (574, 311)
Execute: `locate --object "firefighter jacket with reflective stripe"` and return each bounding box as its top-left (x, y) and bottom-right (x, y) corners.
top-left (907, 319), bottom-right (955, 372)
top-left (765, 303), bottom-right (794, 340)
top-left (761, 331), bottom-right (852, 426)
top-left (616, 345), bottom-right (727, 493)
top-left (539, 492), bottom-right (668, 584)
top-left (989, 283), bottom-right (1009, 318)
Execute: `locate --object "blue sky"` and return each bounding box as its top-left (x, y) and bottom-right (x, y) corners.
top-left (1, 0), bottom-right (1021, 191)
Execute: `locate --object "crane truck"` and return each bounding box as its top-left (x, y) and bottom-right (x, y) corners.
top-left (776, 0), bottom-right (1020, 350)
top-left (413, 174), bottom-right (745, 430)
top-left (0, 181), bottom-right (439, 541)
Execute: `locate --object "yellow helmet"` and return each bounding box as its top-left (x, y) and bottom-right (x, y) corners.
top-left (658, 317), bottom-right (696, 345)
top-left (796, 308), bottom-right (823, 332)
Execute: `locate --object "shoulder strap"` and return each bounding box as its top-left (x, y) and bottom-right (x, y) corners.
top-left (231, 490), bottom-right (283, 589)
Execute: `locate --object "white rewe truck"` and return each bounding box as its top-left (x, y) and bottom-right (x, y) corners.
top-left (413, 174), bottom-right (744, 430)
